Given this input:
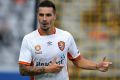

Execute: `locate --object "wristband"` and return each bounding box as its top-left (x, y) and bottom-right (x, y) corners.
top-left (96, 64), bottom-right (99, 70)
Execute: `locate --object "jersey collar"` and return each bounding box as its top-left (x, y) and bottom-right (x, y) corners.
top-left (38, 27), bottom-right (56, 36)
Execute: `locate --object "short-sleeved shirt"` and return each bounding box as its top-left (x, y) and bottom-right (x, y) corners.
top-left (19, 28), bottom-right (80, 80)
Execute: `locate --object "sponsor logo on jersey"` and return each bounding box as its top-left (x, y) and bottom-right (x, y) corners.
top-left (58, 41), bottom-right (65, 51)
top-left (36, 54), bottom-right (65, 66)
top-left (47, 41), bottom-right (52, 46)
top-left (35, 45), bottom-right (42, 54)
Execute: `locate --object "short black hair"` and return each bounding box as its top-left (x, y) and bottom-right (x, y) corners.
top-left (38, 0), bottom-right (56, 13)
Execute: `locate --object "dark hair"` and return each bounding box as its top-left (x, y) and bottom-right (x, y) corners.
top-left (38, 0), bottom-right (56, 13)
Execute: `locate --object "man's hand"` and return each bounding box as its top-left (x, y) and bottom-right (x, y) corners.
top-left (97, 57), bottom-right (112, 72)
top-left (45, 58), bottom-right (64, 73)
top-left (19, 58), bottom-right (64, 76)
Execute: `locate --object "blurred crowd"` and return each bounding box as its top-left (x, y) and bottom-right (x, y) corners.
top-left (82, 0), bottom-right (120, 40)
top-left (0, 0), bottom-right (35, 70)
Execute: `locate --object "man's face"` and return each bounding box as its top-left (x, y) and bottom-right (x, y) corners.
top-left (38, 7), bottom-right (56, 31)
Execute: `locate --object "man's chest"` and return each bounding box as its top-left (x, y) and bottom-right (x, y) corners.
top-left (29, 37), bottom-right (69, 65)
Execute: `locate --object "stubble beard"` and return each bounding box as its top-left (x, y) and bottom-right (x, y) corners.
top-left (40, 21), bottom-right (50, 31)
top-left (40, 24), bottom-right (50, 31)
top-left (42, 26), bottom-right (49, 31)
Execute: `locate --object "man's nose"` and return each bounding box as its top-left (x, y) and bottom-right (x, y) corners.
top-left (43, 15), bottom-right (47, 21)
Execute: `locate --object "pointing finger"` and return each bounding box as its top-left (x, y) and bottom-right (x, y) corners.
top-left (52, 57), bottom-right (57, 64)
top-left (59, 64), bottom-right (64, 68)
top-left (103, 62), bottom-right (112, 67)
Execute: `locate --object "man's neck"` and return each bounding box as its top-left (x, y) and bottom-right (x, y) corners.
top-left (38, 27), bottom-right (56, 35)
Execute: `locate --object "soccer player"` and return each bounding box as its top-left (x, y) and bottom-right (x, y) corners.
top-left (18, 0), bottom-right (112, 80)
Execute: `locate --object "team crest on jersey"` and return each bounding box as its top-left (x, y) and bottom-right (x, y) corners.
top-left (58, 41), bottom-right (65, 51)
top-left (35, 45), bottom-right (42, 54)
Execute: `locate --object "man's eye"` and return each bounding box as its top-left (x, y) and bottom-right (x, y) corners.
top-left (39, 14), bottom-right (44, 16)
top-left (46, 14), bottom-right (52, 17)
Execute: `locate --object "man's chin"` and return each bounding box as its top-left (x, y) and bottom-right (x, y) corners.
top-left (41, 26), bottom-right (49, 31)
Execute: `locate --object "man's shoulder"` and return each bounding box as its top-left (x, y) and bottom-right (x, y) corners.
top-left (24, 30), bottom-right (38, 39)
top-left (56, 28), bottom-right (72, 36)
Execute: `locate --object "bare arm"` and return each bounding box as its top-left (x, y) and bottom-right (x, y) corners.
top-left (19, 59), bottom-right (64, 76)
top-left (71, 56), bottom-right (112, 72)
top-left (72, 56), bottom-right (97, 70)
top-left (19, 64), bottom-right (45, 76)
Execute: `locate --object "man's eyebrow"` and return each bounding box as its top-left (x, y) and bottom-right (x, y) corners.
top-left (46, 13), bottom-right (52, 16)
top-left (39, 13), bottom-right (52, 16)
top-left (39, 13), bottom-right (44, 16)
